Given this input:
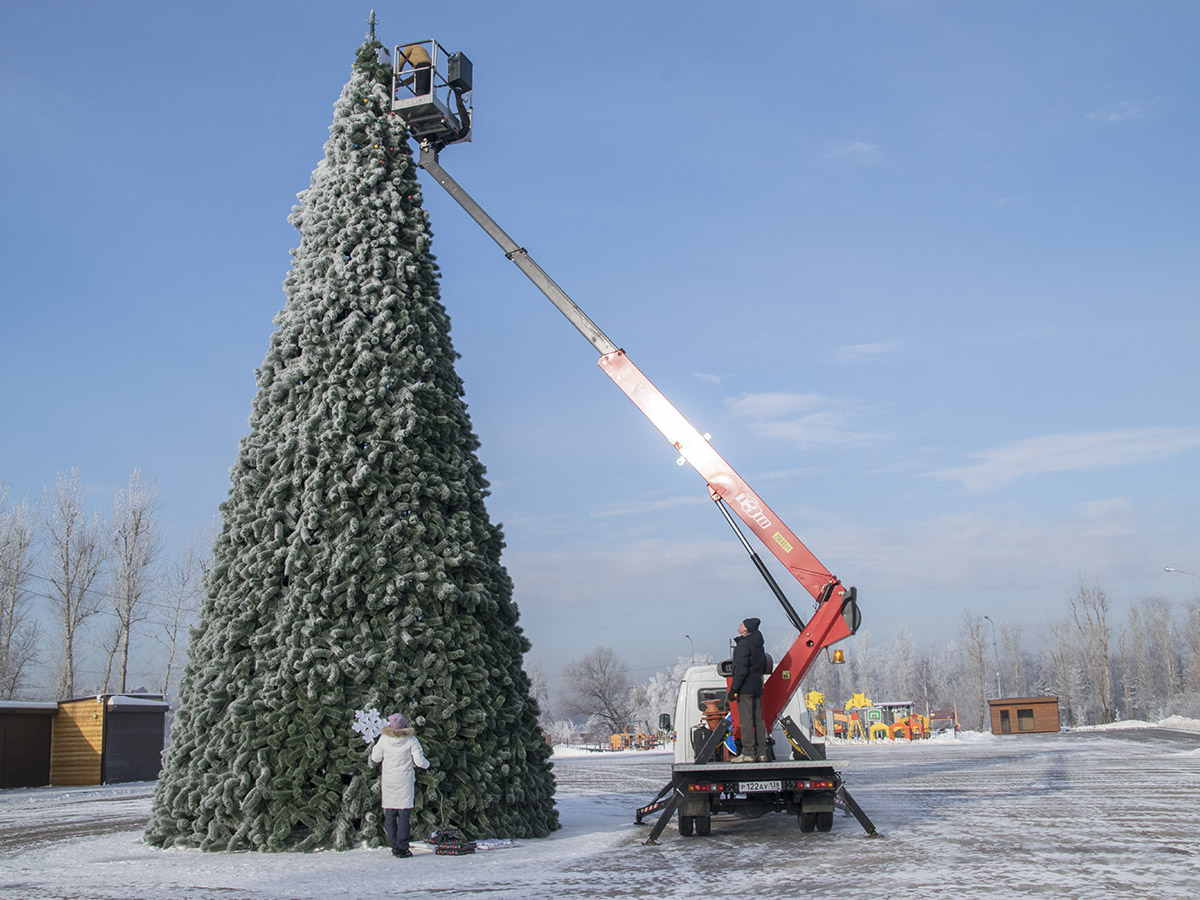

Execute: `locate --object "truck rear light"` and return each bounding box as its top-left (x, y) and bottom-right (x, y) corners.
top-left (687, 783), bottom-right (725, 792)
top-left (790, 779), bottom-right (835, 790)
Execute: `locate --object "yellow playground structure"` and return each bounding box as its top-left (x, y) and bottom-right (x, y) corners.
top-left (806, 692), bottom-right (957, 741)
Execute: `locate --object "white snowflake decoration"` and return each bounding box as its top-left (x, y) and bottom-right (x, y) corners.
top-left (352, 707), bottom-right (386, 745)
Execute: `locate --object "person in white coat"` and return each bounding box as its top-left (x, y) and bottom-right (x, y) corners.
top-left (370, 712), bottom-right (430, 857)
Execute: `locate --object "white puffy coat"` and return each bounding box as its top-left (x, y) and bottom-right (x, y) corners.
top-left (370, 727), bottom-right (430, 809)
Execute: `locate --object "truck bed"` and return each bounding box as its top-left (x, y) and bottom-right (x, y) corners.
top-left (674, 758), bottom-right (840, 775)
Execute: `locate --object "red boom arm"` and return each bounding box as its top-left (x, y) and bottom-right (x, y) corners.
top-left (599, 350), bottom-right (855, 728)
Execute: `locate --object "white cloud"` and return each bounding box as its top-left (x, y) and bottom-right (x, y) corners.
top-left (836, 341), bottom-right (900, 363)
top-left (823, 500), bottom-right (1155, 606)
top-left (823, 140), bottom-right (886, 165)
top-left (693, 371), bottom-right (723, 385)
top-left (1086, 100), bottom-right (1143, 124)
top-left (728, 391), bottom-right (889, 449)
top-left (590, 495), bottom-right (708, 518)
top-left (928, 427), bottom-right (1200, 491)
top-left (728, 391), bottom-right (826, 419)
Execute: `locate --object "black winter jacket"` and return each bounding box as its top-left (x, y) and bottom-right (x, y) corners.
top-left (730, 629), bottom-right (765, 697)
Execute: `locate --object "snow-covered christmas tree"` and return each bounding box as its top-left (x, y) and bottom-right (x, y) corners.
top-left (146, 25), bottom-right (557, 851)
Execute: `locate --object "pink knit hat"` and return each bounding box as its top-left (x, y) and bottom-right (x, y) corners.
top-left (387, 713), bottom-right (407, 730)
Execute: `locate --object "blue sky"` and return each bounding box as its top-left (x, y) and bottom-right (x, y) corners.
top-left (2, 1), bottom-right (1198, 684)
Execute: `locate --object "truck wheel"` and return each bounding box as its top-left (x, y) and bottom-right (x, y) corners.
top-left (816, 811), bottom-right (834, 833)
top-left (695, 815), bottom-right (711, 837)
top-left (798, 812), bottom-right (817, 833)
top-left (678, 815), bottom-right (695, 837)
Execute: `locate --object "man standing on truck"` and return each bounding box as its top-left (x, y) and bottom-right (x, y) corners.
top-left (729, 617), bottom-right (767, 762)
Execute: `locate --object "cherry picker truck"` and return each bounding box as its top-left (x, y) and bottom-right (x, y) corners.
top-left (391, 41), bottom-right (878, 843)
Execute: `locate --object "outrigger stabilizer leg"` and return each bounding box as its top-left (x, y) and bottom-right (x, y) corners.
top-left (639, 718), bottom-right (731, 845)
top-left (779, 716), bottom-right (878, 837)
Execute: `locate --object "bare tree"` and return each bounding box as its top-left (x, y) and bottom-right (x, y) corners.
top-left (0, 488), bottom-right (40, 698)
top-left (104, 470), bottom-right (161, 692)
top-left (561, 646), bottom-right (631, 736)
top-left (99, 617), bottom-right (127, 694)
top-left (43, 469), bottom-right (107, 698)
top-left (1067, 578), bottom-right (1114, 724)
top-left (959, 613), bottom-right (990, 730)
top-left (155, 540), bottom-right (208, 699)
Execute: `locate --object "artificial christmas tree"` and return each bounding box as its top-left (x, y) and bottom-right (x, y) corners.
top-left (147, 26), bottom-right (557, 851)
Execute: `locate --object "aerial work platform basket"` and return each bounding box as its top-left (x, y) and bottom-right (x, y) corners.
top-left (392, 39), bottom-right (472, 148)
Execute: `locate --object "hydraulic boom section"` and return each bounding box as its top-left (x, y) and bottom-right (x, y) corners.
top-left (393, 43), bottom-right (860, 723)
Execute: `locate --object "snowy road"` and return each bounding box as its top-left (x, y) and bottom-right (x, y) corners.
top-left (1, 726), bottom-right (1197, 899)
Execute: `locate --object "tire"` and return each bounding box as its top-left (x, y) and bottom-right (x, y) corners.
top-left (678, 815), bottom-right (695, 837)
top-left (798, 812), bottom-right (816, 833)
top-left (816, 811), bottom-right (834, 833)
top-left (695, 815), bottom-right (711, 837)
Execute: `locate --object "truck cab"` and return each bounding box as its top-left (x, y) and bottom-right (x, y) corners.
top-left (672, 664), bottom-right (810, 765)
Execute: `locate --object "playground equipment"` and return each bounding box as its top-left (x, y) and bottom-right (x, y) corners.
top-left (815, 695), bottom-right (950, 741)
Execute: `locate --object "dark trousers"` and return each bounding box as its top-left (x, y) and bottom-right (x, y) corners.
top-left (738, 693), bottom-right (767, 759)
top-left (384, 807), bottom-right (412, 852)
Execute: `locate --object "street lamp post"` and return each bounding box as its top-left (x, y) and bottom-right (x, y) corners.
top-left (983, 615), bottom-right (1002, 698)
top-left (1165, 566), bottom-right (1200, 582)
top-left (684, 634), bottom-right (694, 664)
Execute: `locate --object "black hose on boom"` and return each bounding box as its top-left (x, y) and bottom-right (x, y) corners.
top-left (712, 495), bottom-right (808, 633)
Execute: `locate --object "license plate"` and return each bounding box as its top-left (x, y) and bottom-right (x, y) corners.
top-left (738, 780), bottom-right (782, 793)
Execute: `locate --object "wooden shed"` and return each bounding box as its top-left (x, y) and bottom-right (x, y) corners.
top-left (0, 701), bottom-right (58, 788)
top-left (50, 694), bottom-right (169, 786)
top-left (988, 696), bottom-right (1060, 735)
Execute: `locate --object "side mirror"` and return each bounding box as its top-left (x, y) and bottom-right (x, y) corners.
top-left (658, 713), bottom-right (672, 731)
top-left (841, 586), bottom-right (861, 635)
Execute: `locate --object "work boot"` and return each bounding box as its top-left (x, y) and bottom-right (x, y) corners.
top-left (729, 754), bottom-right (753, 763)
top-left (757, 755), bottom-right (769, 762)
top-left (392, 848), bottom-right (413, 858)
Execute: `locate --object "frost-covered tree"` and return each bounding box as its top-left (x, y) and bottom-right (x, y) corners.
top-left (561, 647), bottom-right (631, 736)
top-left (0, 486), bottom-right (40, 699)
top-left (1183, 598), bottom-right (1200, 695)
top-left (630, 655), bottom-right (712, 733)
top-left (847, 628), bottom-right (874, 699)
top-left (42, 468), bottom-right (106, 699)
top-left (155, 538), bottom-right (208, 699)
top-left (886, 625), bottom-right (915, 701)
top-left (147, 27), bottom-right (556, 851)
top-left (1000, 621), bottom-right (1024, 698)
top-left (1067, 579), bottom-right (1114, 724)
top-left (103, 469), bottom-right (160, 693)
top-left (958, 614), bottom-right (990, 731)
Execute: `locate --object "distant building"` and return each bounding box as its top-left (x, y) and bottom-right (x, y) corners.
top-left (0, 701), bottom-right (58, 788)
top-left (987, 696), bottom-right (1060, 735)
top-left (51, 694), bottom-right (170, 786)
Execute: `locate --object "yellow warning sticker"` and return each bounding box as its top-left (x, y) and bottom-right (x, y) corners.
top-left (773, 532), bottom-right (793, 553)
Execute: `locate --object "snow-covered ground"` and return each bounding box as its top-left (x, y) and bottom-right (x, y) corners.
top-left (2, 721), bottom-right (1198, 899)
